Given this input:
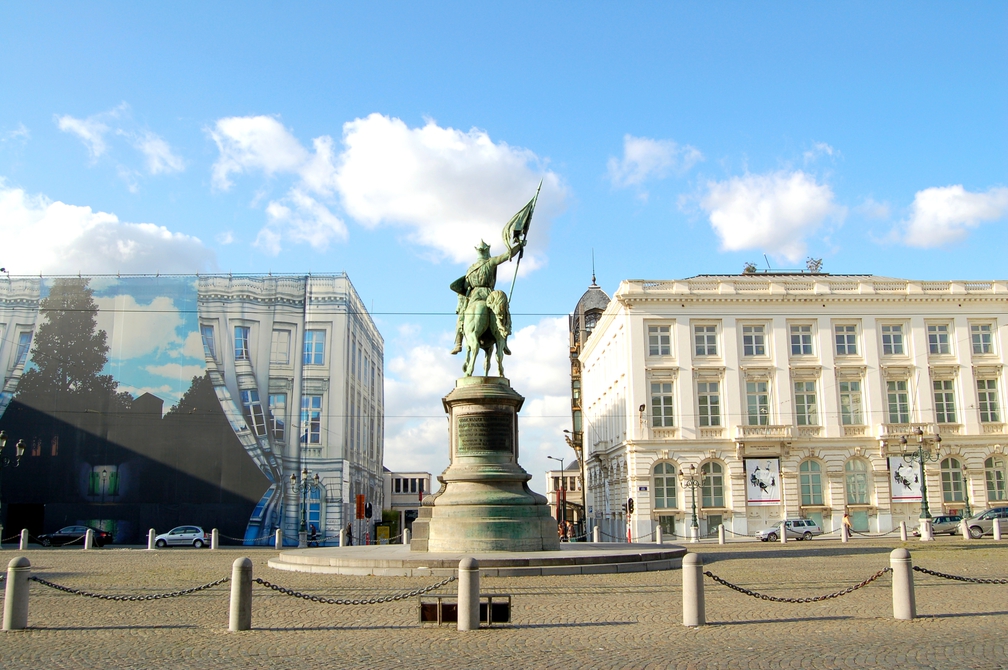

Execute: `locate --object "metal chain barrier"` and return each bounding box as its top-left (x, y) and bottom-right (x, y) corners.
top-left (703, 567), bottom-right (892, 603)
top-left (852, 528), bottom-right (901, 538)
top-left (29, 575), bottom-right (231, 601)
top-left (252, 574), bottom-right (456, 605)
top-left (912, 565), bottom-right (1008, 585)
top-left (218, 532), bottom-right (276, 543)
top-left (2, 534), bottom-right (21, 543)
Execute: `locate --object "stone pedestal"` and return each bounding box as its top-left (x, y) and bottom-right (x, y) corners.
top-left (411, 377), bottom-right (560, 553)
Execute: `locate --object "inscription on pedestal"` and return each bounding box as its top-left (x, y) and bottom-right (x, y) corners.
top-left (457, 413), bottom-right (513, 453)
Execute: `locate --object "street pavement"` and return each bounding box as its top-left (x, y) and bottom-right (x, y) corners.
top-left (0, 536), bottom-right (1005, 669)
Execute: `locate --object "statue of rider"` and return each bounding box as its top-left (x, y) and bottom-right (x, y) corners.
top-left (449, 238), bottom-right (525, 355)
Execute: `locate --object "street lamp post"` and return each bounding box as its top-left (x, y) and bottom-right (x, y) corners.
top-left (962, 465), bottom-right (972, 518)
top-left (681, 464), bottom-right (701, 544)
top-left (0, 431), bottom-right (26, 541)
top-left (290, 468), bottom-right (321, 548)
top-left (900, 427), bottom-right (942, 541)
top-left (547, 455), bottom-right (565, 538)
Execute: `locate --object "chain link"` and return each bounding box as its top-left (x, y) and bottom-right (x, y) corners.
top-left (29, 575), bottom-right (230, 601)
top-left (912, 565), bottom-right (1008, 585)
top-left (703, 567), bottom-right (892, 603)
top-left (252, 575), bottom-right (456, 605)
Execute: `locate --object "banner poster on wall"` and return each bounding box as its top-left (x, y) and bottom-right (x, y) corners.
top-left (745, 458), bottom-right (781, 506)
top-left (888, 457), bottom-right (922, 501)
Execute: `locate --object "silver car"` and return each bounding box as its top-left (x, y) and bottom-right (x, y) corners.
top-left (154, 525), bottom-right (209, 548)
top-left (756, 518), bottom-right (823, 541)
top-left (965, 507), bottom-right (1008, 539)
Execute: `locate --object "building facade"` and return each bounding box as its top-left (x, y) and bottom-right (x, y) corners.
top-left (545, 460), bottom-right (584, 537)
top-left (0, 273), bottom-right (383, 546)
top-left (381, 469), bottom-right (431, 538)
top-left (578, 274), bottom-right (1008, 541)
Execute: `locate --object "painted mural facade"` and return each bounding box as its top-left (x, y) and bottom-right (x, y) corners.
top-left (0, 274), bottom-right (383, 546)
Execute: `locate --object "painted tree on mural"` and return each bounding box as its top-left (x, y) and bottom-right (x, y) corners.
top-left (16, 278), bottom-right (131, 414)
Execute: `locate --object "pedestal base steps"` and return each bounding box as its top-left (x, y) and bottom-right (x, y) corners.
top-left (268, 544), bottom-right (687, 577)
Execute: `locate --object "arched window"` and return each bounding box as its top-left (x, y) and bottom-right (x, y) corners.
top-left (940, 457), bottom-right (964, 503)
top-left (701, 462), bottom-right (724, 508)
top-left (986, 457), bottom-right (1007, 502)
top-left (799, 460), bottom-right (823, 506)
top-left (844, 459), bottom-right (870, 505)
top-left (652, 463), bottom-right (677, 509)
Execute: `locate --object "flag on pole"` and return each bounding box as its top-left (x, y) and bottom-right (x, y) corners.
top-left (506, 182), bottom-right (542, 301)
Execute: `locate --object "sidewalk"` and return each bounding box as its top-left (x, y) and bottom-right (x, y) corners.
top-left (0, 539), bottom-right (1005, 669)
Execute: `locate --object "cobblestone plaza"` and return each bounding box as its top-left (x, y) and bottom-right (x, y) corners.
top-left (0, 538), bottom-right (1005, 669)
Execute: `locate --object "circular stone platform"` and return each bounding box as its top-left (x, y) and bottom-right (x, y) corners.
top-left (268, 542), bottom-right (686, 577)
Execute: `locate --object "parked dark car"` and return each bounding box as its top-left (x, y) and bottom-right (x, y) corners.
top-left (37, 525), bottom-right (113, 547)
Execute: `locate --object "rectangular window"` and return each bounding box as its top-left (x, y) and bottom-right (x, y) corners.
top-left (697, 381), bottom-right (721, 427)
top-left (650, 382), bottom-right (674, 427)
top-left (886, 380), bottom-right (910, 424)
top-left (742, 325), bottom-right (766, 356)
top-left (794, 381), bottom-right (818, 426)
top-left (972, 324), bottom-right (994, 355)
top-left (746, 381), bottom-right (770, 425)
top-left (928, 324), bottom-right (951, 355)
top-left (839, 380), bottom-right (863, 425)
top-left (268, 393), bottom-right (286, 441)
top-left (694, 325), bottom-right (717, 356)
top-left (933, 379), bottom-right (957, 424)
top-left (234, 326), bottom-right (250, 361)
top-left (14, 331), bottom-right (32, 366)
top-left (394, 478), bottom-right (401, 493)
top-left (790, 325), bottom-right (814, 356)
top-left (410, 478), bottom-right (417, 494)
top-left (978, 379), bottom-right (1000, 423)
top-left (835, 324), bottom-right (858, 356)
top-left (303, 330), bottom-right (326, 366)
top-left (881, 324), bottom-right (904, 355)
top-left (301, 395), bottom-right (322, 444)
top-left (648, 325), bottom-right (671, 356)
top-left (270, 330), bottom-right (291, 365)
top-left (240, 389), bottom-right (267, 436)
top-left (200, 325), bottom-right (216, 360)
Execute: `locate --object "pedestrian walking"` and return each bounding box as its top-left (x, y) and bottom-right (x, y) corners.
top-left (346, 522), bottom-right (353, 546)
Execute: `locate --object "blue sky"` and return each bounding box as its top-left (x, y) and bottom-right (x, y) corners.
top-left (1, 4), bottom-right (1006, 480)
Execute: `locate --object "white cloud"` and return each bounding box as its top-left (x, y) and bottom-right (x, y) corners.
top-left (903, 185), bottom-right (1008, 248)
top-left (0, 183), bottom-right (217, 274)
top-left (145, 363), bottom-right (206, 380)
top-left (2, 124), bottom-right (30, 144)
top-left (209, 116), bottom-right (311, 191)
top-left (182, 331), bottom-right (206, 359)
top-left (95, 295), bottom-right (183, 360)
top-left (116, 383), bottom-right (182, 412)
top-left (209, 116), bottom-right (345, 254)
top-left (215, 231), bottom-right (235, 245)
top-left (803, 141), bottom-right (836, 164)
top-left (607, 134), bottom-right (703, 188)
top-left (699, 170), bottom-right (844, 263)
top-left (56, 104), bottom-right (184, 180)
top-left (856, 197), bottom-right (891, 220)
top-left (334, 113), bottom-right (565, 266)
top-left (382, 317), bottom-right (571, 488)
top-left (130, 130), bottom-right (185, 175)
top-left (56, 114), bottom-right (110, 159)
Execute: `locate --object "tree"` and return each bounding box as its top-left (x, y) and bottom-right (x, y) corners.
top-left (16, 278), bottom-right (128, 412)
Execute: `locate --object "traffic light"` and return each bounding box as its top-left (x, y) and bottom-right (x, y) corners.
top-left (365, 502), bottom-right (373, 519)
top-left (627, 497), bottom-right (634, 515)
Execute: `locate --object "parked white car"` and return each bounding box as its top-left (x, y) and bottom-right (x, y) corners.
top-left (154, 526), bottom-right (209, 548)
top-left (755, 518), bottom-right (824, 542)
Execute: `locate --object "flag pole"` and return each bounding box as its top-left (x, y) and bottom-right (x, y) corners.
top-left (508, 182), bottom-right (541, 302)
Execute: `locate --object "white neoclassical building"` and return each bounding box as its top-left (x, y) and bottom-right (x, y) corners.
top-left (579, 273), bottom-right (1008, 541)
top-left (198, 273), bottom-right (384, 544)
